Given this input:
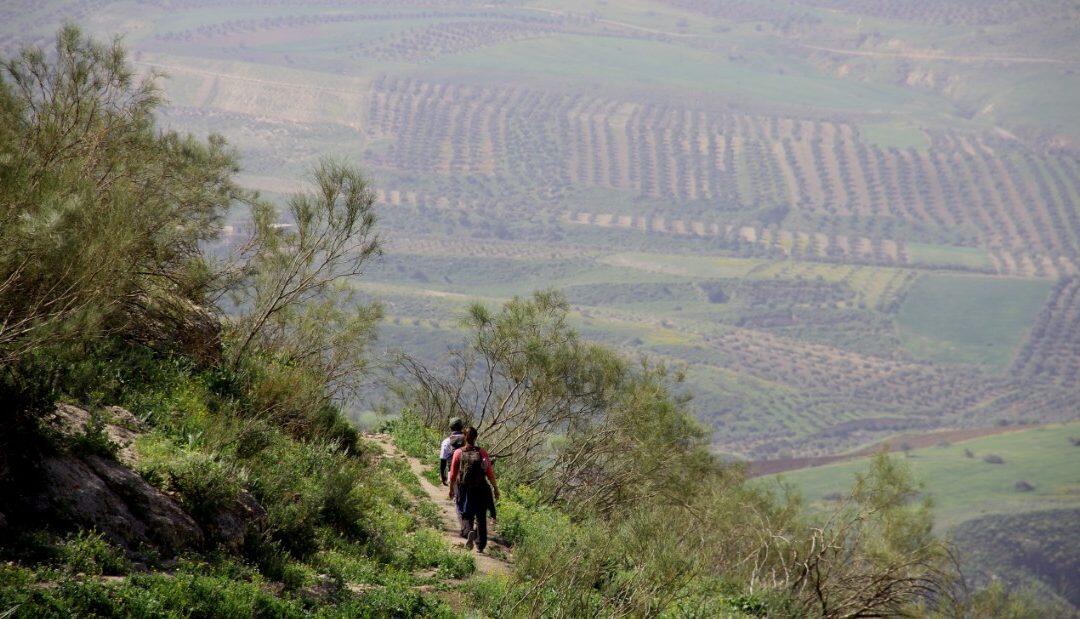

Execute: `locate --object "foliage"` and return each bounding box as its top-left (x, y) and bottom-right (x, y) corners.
top-left (399, 290), bottom-right (717, 514)
top-left (764, 455), bottom-right (956, 618)
top-left (55, 531), bottom-right (130, 577)
top-left (0, 26), bottom-right (242, 366)
top-left (227, 159), bottom-right (382, 403)
top-left (136, 433), bottom-right (244, 521)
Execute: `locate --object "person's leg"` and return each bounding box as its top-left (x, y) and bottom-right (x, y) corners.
top-left (461, 512), bottom-right (473, 538)
top-left (464, 512), bottom-right (477, 550)
top-left (475, 511), bottom-right (488, 552)
top-left (456, 493), bottom-right (468, 538)
top-left (458, 510), bottom-right (469, 538)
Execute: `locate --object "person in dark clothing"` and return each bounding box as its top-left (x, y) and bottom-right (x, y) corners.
top-left (448, 426), bottom-right (499, 553)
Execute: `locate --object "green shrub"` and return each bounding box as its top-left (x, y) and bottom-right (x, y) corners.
top-left (317, 466), bottom-right (365, 535)
top-left (315, 585), bottom-right (453, 619)
top-left (496, 485), bottom-right (568, 548)
top-left (310, 404), bottom-right (360, 453)
top-left (136, 434), bottom-right (243, 521)
top-left (314, 546), bottom-right (389, 586)
top-left (384, 411), bottom-right (442, 461)
top-left (405, 529), bottom-right (474, 579)
top-left (55, 531), bottom-right (130, 577)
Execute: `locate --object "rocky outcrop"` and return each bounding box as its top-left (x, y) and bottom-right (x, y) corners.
top-left (34, 452), bottom-right (204, 554)
top-left (52, 404), bottom-right (142, 465)
top-left (12, 404), bottom-right (266, 557)
top-left (202, 489), bottom-right (267, 552)
top-left (135, 293), bottom-right (222, 364)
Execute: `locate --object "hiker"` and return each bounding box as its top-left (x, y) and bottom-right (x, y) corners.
top-left (438, 417), bottom-right (465, 487)
top-left (448, 426), bottom-right (499, 553)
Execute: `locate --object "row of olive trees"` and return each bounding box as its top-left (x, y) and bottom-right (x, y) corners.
top-left (0, 27), bottom-right (381, 425)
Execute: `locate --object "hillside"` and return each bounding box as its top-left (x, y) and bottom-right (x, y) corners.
top-left (766, 422), bottom-right (1080, 527)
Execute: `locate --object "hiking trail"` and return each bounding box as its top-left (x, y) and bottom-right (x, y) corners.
top-left (366, 433), bottom-right (512, 577)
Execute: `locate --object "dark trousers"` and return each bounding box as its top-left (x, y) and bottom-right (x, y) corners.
top-left (461, 510), bottom-right (488, 551)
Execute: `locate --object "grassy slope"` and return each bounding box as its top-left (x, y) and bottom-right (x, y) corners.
top-left (0, 345), bottom-right (476, 617)
top-left (896, 274), bottom-right (1051, 369)
top-left (766, 423), bottom-right (1080, 528)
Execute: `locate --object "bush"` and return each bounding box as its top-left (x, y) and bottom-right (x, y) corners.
top-left (0, 26), bottom-right (243, 369)
top-left (136, 434), bottom-right (243, 521)
top-left (403, 529), bottom-right (474, 579)
top-left (321, 585), bottom-right (453, 618)
top-left (56, 531), bottom-right (130, 576)
top-left (383, 410), bottom-right (442, 461)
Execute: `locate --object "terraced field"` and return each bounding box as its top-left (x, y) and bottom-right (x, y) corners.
top-left (365, 76), bottom-right (1080, 275)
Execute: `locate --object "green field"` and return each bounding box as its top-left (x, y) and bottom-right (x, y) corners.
top-left (906, 243), bottom-right (995, 270)
top-left (766, 423), bottom-right (1080, 529)
top-left (426, 33), bottom-right (932, 113)
top-left (896, 274), bottom-right (1052, 369)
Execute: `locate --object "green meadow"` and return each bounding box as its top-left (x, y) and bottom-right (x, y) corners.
top-left (896, 274), bottom-right (1052, 369)
top-left (766, 423), bottom-right (1080, 528)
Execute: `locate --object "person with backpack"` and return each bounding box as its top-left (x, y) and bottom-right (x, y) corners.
top-left (448, 426), bottom-right (500, 553)
top-left (438, 417), bottom-right (465, 487)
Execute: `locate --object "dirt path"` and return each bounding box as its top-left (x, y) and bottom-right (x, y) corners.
top-left (367, 434), bottom-right (511, 576)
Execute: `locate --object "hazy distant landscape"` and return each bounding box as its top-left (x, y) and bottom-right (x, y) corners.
top-left (4, 0), bottom-right (1077, 610)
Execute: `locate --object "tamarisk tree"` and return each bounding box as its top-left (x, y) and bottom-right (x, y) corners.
top-left (397, 290), bottom-right (714, 513)
top-left (0, 26), bottom-right (243, 366)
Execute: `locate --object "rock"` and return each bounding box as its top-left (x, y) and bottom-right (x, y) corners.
top-left (23, 403), bottom-right (266, 557)
top-left (202, 490), bottom-right (267, 552)
top-left (34, 453), bottom-right (203, 555)
top-left (52, 404), bottom-right (143, 466)
top-left (138, 294), bottom-right (222, 364)
top-left (303, 574), bottom-right (342, 603)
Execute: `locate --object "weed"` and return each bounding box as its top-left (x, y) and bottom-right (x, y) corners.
top-left (56, 531), bottom-right (129, 577)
